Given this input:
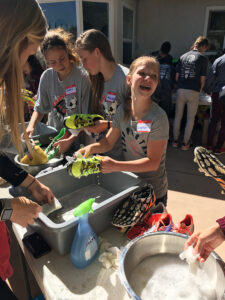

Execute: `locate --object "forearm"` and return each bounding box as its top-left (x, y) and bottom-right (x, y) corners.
top-left (89, 137), bottom-right (114, 154)
top-left (28, 111), bottom-right (44, 129)
top-left (110, 157), bottom-right (159, 173)
top-left (0, 152), bottom-right (28, 186)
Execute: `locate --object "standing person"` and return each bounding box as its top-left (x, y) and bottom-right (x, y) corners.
top-left (0, 0), bottom-right (55, 299)
top-left (77, 56), bottom-right (169, 206)
top-left (204, 53), bottom-right (225, 154)
top-left (153, 42), bottom-right (175, 118)
top-left (23, 54), bottom-right (45, 121)
top-left (173, 36), bottom-right (209, 150)
top-left (26, 28), bottom-right (91, 153)
top-left (74, 29), bottom-right (129, 160)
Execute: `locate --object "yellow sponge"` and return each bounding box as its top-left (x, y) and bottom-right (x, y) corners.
top-left (20, 146), bottom-right (48, 165)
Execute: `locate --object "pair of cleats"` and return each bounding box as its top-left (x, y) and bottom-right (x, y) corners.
top-left (172, 141), bottom-right (192, 151)
top-left (126, 213), bottom-right (194, 240)
top-left (64, 114), bottom-right (104, 130)
top-left (194, 146), bottom-right (225, 193)
top-left (67, 154), bottom-right (102, 178)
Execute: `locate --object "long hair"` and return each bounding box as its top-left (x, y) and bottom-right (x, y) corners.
top-left (41, 28), bottom-right (80, 66)
top-left (192, 36), bottom-right (209, 50)
top-left (124, 56), bottom-right (160, 120)
top-left (75, 29), bottom-right (115, 114)
top-left (0, 0), bottom-right (47, 152)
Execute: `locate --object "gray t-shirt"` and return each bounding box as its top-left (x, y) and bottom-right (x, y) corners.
top-left (34, 64), bottom-right (90, 131)
top-left (86, 64), bottom-right (129, 160)
top-left (113, 102), bottom-right (169, 198)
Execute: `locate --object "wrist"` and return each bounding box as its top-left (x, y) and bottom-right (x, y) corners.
top-left (21, 175), bottom-right (36, 190)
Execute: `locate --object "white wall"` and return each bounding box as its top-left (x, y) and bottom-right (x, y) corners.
top-left (135, 0), bottom-right (225, 59)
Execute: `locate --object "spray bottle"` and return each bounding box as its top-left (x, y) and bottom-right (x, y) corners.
top-left (70, 198), bottom-right (99, 269)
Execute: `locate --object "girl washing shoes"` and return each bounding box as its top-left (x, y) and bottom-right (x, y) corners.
top-left (76, 56), bottom-right (169, 206)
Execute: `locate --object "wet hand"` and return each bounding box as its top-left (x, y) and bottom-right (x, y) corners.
top-left (28, 179), bottom-right (54, 204)
top-left (100, 156), bottom-right (117, 173)
top-left (85, 120), bottom-right (107, 134)
top-left (10, 197), bottom-right (42, 227)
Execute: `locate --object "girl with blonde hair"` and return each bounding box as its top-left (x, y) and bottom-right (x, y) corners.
top-left (0, 1), bottom-right (54, 298)
top-left (77, 56), bottom-right (169, 205)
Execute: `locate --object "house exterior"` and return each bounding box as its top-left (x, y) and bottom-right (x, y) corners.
top-left (38, 0), bottom-right (225, 63)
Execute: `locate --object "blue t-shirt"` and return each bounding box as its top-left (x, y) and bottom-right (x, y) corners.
top-left (176, 50), bottom-right (208, 92)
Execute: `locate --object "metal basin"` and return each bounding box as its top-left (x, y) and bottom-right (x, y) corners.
top-left (119, 232), bottom-right (225, 300)
top-left (14, 154), bottom-right (64, 176)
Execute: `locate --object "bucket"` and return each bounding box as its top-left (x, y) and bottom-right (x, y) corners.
top-left (119, 232), bottom-right (225, 300)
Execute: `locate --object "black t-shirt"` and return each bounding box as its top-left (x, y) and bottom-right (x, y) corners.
top-left (176, 50), bottom-right (208, 92)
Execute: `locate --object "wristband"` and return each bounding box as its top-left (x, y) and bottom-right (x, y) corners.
top-left (26, 178), bottom-right (36, 189)
top-left (107, 121), bottom-right (111, 129)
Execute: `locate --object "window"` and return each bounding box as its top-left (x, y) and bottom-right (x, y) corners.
top-left (82, 2), bottom-right (109, 37)
top-left (40, 1), bottom-right (77, 39)
top-left (123, 6), bottom-right (134, 65)
top-left (205, 8), bottom-right (225, 50)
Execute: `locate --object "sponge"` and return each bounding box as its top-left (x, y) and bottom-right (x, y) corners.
top-left (20, 145), bottom-right (48, 165)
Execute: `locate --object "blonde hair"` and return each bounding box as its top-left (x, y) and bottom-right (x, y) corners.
top-left (192, 36), bottom-right (209, 50)
top-left (0, 0), bottom-right (47, 152)
top-left (41, 28), bottom-right (80, 65)
top-left (124, 56), bottom-right (160, 120)
top-left (75, 29), bottom-right (115, 114)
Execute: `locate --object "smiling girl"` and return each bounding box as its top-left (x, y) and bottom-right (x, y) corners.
top-left (78, 56), bottom-right (169, 205)
top-left (26, 28), bottom-right (90, 152)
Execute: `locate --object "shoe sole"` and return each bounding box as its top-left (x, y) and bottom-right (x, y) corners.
top-left (194, 146), bottom-right (225, 193)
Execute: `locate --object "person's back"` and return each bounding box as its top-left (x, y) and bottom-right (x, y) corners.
top-left (176, 49), bottom-right (208, 92)
top-left (205, 53), bottom-right (225, 93)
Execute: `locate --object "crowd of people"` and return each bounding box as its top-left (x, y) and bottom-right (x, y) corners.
top-left (0, 0), bottom-right (224, 299)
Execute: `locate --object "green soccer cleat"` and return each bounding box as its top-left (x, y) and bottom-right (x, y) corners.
top-left (64, 114), bottom-right (104, 130)
top-left (67, 155), bottom-right (102, 178)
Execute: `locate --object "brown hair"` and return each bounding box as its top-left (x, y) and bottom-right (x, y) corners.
top-left (41, 28), bottom-right (80, 66)
top-left (75, 29), bottom-right (115, 114)
top-left (124, 56), bottom-right (160, 120)
top-left (0, 0), bottom-right (47, 152)
top-left (192, 36), bottom-right (209, 50)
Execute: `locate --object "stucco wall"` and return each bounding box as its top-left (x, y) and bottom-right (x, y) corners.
top-left (135, 0), bottom-right (225, 59)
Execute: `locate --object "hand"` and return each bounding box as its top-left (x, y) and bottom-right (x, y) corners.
top-left (75, 145), bottom-right (93, 158)
top-left (25, 126), bottom-right (34, 139)
top-left (28, 179), bottom-right (54, 204)
top-left (85, 120), bottom-right (107, 134)
top-left (10, 197), bottom-right (42, 227)
top-left (100, 156), bottom-right (117, 173)
top-left (185, 223), bottom-right (225, 262)
top-left (53, 139), bottom-right (71, 155)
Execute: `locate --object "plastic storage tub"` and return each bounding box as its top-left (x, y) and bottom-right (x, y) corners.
top-left (10, 167), bottom-right (144, 255)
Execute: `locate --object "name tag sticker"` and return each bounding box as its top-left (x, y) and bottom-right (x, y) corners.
top-left (66, 85), bottom-right (76, 95)
top-left (106, 92), bottom-right (116, 103)
top-left (137, 120), bottom-right (151, 133)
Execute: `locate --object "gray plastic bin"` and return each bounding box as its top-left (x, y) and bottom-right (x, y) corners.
top-left (10, 167), bottom-right (144, 255)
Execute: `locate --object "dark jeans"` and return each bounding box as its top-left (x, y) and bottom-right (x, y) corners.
top-left (208, 92), bottom-right (225, 148)
top-left (0, 277), bottom-right (18, 300)
top-left (155, 193), bottom-right (167, 207)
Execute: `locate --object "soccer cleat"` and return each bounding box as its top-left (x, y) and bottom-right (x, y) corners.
top-left (64, 114), bottom-right (104, 130)
top-left (172, 214), bottom-right (194, 236)
top-left (112, 184), bottom-right (156, 228)
top-left (172, 141), bottom-right (179, 148)
top-left (67, 155), bottom-right (102, 178)
top-left (181, 143), bottom-right (192, 151)
top-left (45, 128), bottom-right (67, 160)
top-left (194, 146), bottom-right (225, 193)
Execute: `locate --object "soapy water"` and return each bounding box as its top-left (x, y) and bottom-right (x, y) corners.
top-left (129, 254), bottom-right (217, 300)
top-left (47, 184), bottom-right (113, 223)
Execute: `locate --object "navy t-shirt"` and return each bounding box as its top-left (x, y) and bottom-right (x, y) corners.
top-left (176, 50), bottom-right (208, 92)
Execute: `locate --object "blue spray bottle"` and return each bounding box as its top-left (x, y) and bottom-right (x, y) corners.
top-left (70, 198), bottom-right (99, 269)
